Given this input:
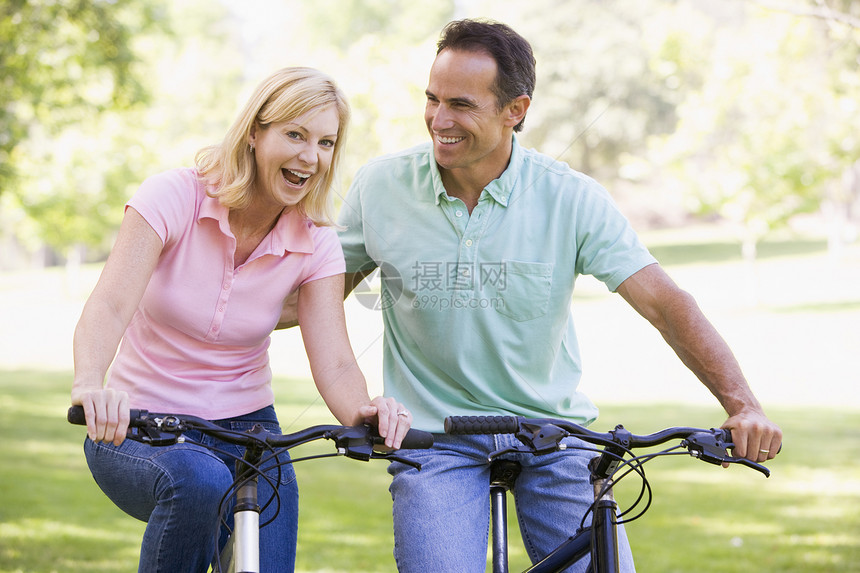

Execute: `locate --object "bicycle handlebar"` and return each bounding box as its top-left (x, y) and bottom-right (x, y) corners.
top-left (444, 415), bottom-right (771, 477)
top-left (68, 405), bottom-right (433, 454)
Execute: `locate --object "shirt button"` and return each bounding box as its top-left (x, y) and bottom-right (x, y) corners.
top-left (465, 239), bottom-right (473, 247)
top-left (455, 210), bottom-right (463, 217)
top-left (462, 268), bottom-right (471, 277)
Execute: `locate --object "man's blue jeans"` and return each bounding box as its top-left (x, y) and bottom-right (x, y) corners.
top-left (83, 405), bottom-right (298, 572)
top-left (388, 432), bottom-right (636, 572)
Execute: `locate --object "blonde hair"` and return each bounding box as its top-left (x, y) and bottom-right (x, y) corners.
top-left (195, 67), bottom-right (350, 226)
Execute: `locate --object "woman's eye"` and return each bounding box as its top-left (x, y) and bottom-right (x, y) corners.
top-left (286, 131), bottom-right (302, 140)
top-left (320, 139), bottom-right (335, 148)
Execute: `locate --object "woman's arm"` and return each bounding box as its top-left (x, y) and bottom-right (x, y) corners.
top-left (616, 263), bottom-right (783, 463)
top-left (71, 207), bottom-right (163, 445)
top-left (276, 270), bottom-right (372, 330)
top-left (297, 273), bottom-right (411, 448)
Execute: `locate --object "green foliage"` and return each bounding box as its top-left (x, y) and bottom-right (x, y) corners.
top-left (516, 0), bottom-right (697, 179)
top-left (3, 0), bottom-right (859, 264)
top-left (1, 0), bottom-right (241, 259)
top-left (304, 0), bottom-right (455, 50)
top-left (660, 2), bottom-right (860, 244)
top-left (0, 0), bottom-right (170, 195)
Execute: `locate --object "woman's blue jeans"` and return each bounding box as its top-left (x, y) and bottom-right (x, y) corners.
top-left (83, 405), bottom-right (298, 572)
top-left (388, 432), bottom-right (636, 572)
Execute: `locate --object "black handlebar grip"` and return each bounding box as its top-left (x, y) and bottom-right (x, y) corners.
top-left (444, 415), bottom-right (519, 435)
top-left (67, 405), bottom-right (146, 426)
top-left (718, 427), bottom-right (782, 456)
top-left (400, 429), bottom-right (435, 449)
top-left (67, 405), bottom-right (87, 425)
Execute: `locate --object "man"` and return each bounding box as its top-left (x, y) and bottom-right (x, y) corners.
top-left (335, 19), bottom-right (782, 572)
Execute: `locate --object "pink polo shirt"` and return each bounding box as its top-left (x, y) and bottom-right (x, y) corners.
top-left (106, 168), bottom-right (345, 419)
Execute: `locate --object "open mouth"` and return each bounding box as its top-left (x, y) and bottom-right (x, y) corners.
top-left (282, 168), bottom-right (311, 187)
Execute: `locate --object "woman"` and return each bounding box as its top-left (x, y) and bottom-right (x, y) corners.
top-left (70, 67), bottom-right (412, 572)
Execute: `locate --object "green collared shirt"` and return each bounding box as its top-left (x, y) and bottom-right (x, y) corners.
top-left (339, 137), bottom-right (656, 432)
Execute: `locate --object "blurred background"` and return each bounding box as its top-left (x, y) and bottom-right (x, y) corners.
top-left (2, 1), bottom-right (859, 571)
top-left (1, 0), bottom-right (858, 404)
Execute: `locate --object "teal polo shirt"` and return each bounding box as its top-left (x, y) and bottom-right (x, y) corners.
top-left (338, 137), bottom-right (656, 432)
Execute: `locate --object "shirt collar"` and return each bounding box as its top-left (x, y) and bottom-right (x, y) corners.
top-left (198, 193), bottom-right (315, 256)
top-left (431, 135), bottom-right (523, 208)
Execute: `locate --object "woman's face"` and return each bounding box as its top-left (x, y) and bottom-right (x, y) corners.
top-left (249, 105), bottom-right (340, 210)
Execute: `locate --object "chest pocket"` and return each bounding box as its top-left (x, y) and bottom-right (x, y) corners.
top-left (490, 260), bottom-right (553, 322)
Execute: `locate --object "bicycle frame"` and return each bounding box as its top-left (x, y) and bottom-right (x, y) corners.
top-left (488, 459), bottom-right (620, 573)
top-left (446, 415), bottom-right (771, 573)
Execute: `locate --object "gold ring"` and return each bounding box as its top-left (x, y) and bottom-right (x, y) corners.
top-left (759, 449), bottom-right (769, 454)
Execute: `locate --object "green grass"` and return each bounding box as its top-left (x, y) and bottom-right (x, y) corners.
top-left (645, 237), bottom-right (830, 266)
top-left (1, 372), bottom-right (858, 572)
top-left (2, 233), bottom-right (858, 571)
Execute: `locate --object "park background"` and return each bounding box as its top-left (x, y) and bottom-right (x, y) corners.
top-left (1, 0), bottom-right (859, 571)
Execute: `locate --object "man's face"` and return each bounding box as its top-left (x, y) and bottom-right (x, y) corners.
top-left (424, 49), bottom-right (513, 176)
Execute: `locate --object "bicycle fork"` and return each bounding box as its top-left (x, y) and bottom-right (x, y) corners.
top-left (590, 475), bottom-right (620, 573)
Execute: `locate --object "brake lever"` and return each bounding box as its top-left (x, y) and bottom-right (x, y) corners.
top-left (683, 431), bottom-right (771, 477)
top-left (515, 422), bottom-right (569, 456)
top-left (379, 453), bottom-right (422, 470)
top-left (128, 415), bottom-right (185, 446)
top-left (487, 446), bottom-right (533, 461)
top-left (330, 425), bottom-right (423, 470)
top-left (331, 425), bottom-right (376, 462)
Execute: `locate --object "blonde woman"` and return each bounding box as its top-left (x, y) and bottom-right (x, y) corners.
top-left (71, 67), bottom-right (412, 572)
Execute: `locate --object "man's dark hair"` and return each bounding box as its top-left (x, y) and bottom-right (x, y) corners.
top-left (437, 18), bottom-right (536, 132)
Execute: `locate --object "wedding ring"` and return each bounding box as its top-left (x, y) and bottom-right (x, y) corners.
top-left (397, 410), bottom-right (409, 417)
top-left (759, 449), bottom-right (769, 454)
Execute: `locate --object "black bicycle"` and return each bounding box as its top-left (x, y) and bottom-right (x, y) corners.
top-left (444, 415), bottom-right (773, 573)
top-left (68, 405), bottom-right (433, 573)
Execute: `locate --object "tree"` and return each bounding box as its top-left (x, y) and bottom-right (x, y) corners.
top-left (0, 0), bottom-right (169, 197)
top-left (1, 0), bottom-right (242, 271)
top-left (513, 0), bottom-right (700, 183)
top-left (661, 1), bottom-right (860, 258)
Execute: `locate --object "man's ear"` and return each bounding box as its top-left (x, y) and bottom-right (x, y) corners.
top-left (504, 95), bottom-right (531, 128)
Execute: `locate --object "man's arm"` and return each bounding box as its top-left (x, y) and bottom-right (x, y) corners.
top-left (276, 270), bottom-right (374, 330)
top-left (615, 263), bottom-right (782, 463)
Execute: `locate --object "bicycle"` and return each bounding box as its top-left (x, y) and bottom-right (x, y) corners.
top-left (443, 415), bottom-right (774, 573)
top-left (67, 405), bottom-right (433, 573)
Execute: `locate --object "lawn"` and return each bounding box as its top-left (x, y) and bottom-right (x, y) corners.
top-left (0, 371), bottom-right (858, 573)
top-left (1, 232), bottom-right (858, 571)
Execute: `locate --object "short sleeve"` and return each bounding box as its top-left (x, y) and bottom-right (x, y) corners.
top-left (337, 169), bottom-right (376, 273)
top-left (126, 168), bottom-right (197, 246)
top-left (573, 181), bottom-right (656, 292)
top-left (301, 225), bottom-right (346, 285)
